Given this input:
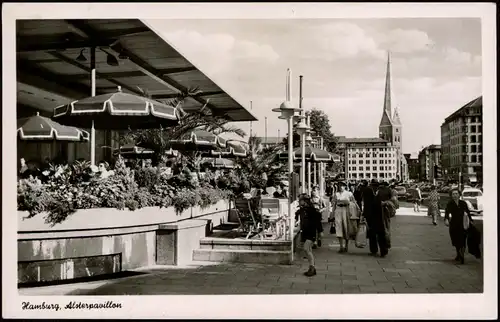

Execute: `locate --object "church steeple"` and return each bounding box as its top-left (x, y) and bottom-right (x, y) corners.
top-left (393, 107), bottom-right (401, 125)
top-left (379, 51), bottom-right (393, 128)
top-left (383, 51), bottom-right (392, 117)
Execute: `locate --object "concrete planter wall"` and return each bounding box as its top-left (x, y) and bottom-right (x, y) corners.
top-left (17, 200), bottom-right (230, 284)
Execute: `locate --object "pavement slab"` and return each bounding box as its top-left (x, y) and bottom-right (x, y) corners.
top-left (19, 208), bottom-right (483, 295)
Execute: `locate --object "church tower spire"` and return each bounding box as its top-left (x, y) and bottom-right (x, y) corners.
top-left (379, 51), bottom-right (393, 132)
top-left (383, 51), bottom-right (392, 117)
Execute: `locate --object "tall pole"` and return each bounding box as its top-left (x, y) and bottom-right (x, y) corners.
top-left (90, 46), bottom-right (96, 166)
top-left (265, 117), bottom-right (268, 143)
top-left (277, 129), bottom-right (280, 143)
top-left (320, 137), bottom-right (324, 197)
top-left (249, 101), bottom-right (253, 138)
top-left (286, 68), bottom-right (295, 262)
top-left (299, 75), bottom-right (306, 194)
top-left (307, 116), bottom-right (312, 194)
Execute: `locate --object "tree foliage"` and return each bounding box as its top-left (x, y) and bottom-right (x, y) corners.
top-left (306, 109), bottom-right (338, 152)
top-left (281, 108), bottom-right (338, 152)
top-left (236, 135), bottom-right (286, 189)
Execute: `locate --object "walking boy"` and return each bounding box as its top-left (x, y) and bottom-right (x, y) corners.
top-left (295, 194), bottom-right (323, 277)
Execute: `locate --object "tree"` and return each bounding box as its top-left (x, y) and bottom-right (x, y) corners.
top-left (236, 135), bottom-right (286, 189)
top-left (280, 109), bottom-right (338, 152)
top-left (306, 109), bottom-right (338, 152)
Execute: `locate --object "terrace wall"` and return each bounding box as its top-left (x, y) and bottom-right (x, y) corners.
top-left (17, 200), bottom-right (230, 284)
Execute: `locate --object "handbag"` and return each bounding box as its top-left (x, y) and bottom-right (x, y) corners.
top-left (463, 212), bottom-right (470, 230)
top-left (349, 201), bottom-right (360, 219)
top-left (355, 218), bottom-right (367, 248)
top-left (330, 222), bottom-right (336, 234)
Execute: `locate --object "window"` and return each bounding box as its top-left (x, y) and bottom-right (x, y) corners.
top-left (352, 160), bottom-right (357, 164)
top-left (471, 145), bottom-right (477, 153)
top-left (373, 166), bottom-right (377, 171)
top-left (396, 129), bottom-right (399, 133)
top-left (470, 135), bottom-right (477, 143)
top-left (366, 160), bottom-right (370, 164)
top-left (471, 125), bottom-right (476, 133)
top-left (352, 174), bottom-right (357, 179)
top-left (359, 160), bottom-right (364, 164)
top-left (348, 167), bottom-right (351, 171)
top-left (471, 155), bottom-right (477, 163)
top-left (352, 167), bottom-right (357, 171)
top-left (359, 166), bottom-right (364, 171)
top-left (479, 155), bottom-right (483, 163)
top-left (478, 125), bottom-right (482, 133)
top-left (478, 145), bottom-right (482, 153)
top-left (373, 160), bottom-right (377, 164)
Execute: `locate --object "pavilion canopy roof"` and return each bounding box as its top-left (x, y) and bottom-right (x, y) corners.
top-left (17, 19), bottom-right (257, 122)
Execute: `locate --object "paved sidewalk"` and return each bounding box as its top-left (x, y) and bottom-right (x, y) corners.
top-left (19, 208), bottom-right (483, 295)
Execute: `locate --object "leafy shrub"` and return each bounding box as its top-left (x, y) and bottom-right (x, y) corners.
top-left (134, 167), bottom-right (160, 190)
top-left (17, 157), bottom-right (233, 224)
top-left (172, 188), bottom-right (200, 214)
top-left (17, 177), bottom-right (51, 217)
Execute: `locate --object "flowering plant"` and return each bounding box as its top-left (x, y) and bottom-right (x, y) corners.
top-left (17, 157), bottom-right (237, 226)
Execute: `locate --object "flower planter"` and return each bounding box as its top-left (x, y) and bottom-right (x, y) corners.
top-left (17, 200), bottom-right (230, 284)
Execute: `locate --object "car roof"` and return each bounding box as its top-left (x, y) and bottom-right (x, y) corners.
top-left (462, 188), bottom-right (481, 193)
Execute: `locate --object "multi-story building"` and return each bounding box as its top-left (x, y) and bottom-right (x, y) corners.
top-left (417, 145), bottom-right (441, 182)
top-left (440, 96), bottom-right (483, 184)
top-left (339, 137), bottom-right (399, 181)
top-left (404, 153), bottom-right (420, 181)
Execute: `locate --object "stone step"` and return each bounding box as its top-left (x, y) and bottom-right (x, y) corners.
top-left (192, 249), bottom-right (291, 265)
top-left (199, 237), bottom-right (291, 251)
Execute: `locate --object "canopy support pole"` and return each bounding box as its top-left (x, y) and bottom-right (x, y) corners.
top-left (90, 46), bottom-right (96, 166)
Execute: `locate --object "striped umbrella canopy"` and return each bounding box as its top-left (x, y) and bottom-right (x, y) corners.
top-left (53, 91), bottom-right (179, 130)
top-left (17, 112), bottom-right (89, 142)
top-left (201, 157), bottom-right (235, 169)
top-left (204, 140), bottom-right (248, 158)
top-left (164, 148), bottom-right (179, 158)
top-left (113, 144), bottom-right (154, 159)
top-left (277, 146), bottom-right (336, 163)
top-left (168, 129), bottom-right (227, 151)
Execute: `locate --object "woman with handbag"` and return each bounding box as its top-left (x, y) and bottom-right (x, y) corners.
top-left (444, 188), bottom-right (472, 264)
top-left (427, 185), bottom-right (441, 225)
top-left (329, 182), bottom-right (360, 253)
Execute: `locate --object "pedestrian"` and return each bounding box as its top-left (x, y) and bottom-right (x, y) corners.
top-left (369, 181), bottom-right (398, 258)
top-left (295, 194), bottom-right (323, 277)
top-left (364, 179), bottom-right (379, 255)
top-left (412, 184), bottom-right (423, 212)
top-left (353, 181), bottom-right (365, 212)
top-left (427, 185), bottom-right (441, 225)
top-left (310, 185), bottom-right (326, 248)
top-left (329, 181), bottom-right (358, 253)
top-left (326, 181), bottom-right (334, 197)
top-left (444, 188), bottom-right (473, 264)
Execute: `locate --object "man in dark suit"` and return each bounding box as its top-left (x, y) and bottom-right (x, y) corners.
top-left (363, 179), bottom-right (380, 256)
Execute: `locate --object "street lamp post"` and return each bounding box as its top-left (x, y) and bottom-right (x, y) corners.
top-left (272, 68), bottom-right (301, 263)
top-left (296, 116), bottom-right (310, 194)
top-left (306, 116), bottom-right (313, 193)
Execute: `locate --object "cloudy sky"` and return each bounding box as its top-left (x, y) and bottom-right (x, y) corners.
top-left (147, 18), bottom-right (482, 156)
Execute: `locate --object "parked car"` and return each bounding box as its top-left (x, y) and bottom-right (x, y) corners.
top-left (461, 187), bottom-right (483, 215)
top-left (394, 185), bottom-right (407, 198)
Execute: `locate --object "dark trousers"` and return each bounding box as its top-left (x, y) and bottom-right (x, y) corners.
top-left (368, 228), bottom-right (388, 255)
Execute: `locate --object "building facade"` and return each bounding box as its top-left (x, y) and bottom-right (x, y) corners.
top-left (404, 153), bottom-right (420, 181)
top-left (339, 138), bottom-right (398, 181)
top-left (417, 145), bottom-right (441, 182)
top-left (440, 96), bottom-right (483, 184)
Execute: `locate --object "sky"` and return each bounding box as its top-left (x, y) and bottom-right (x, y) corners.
top-left (147, 18), bottom-right (482, 157)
